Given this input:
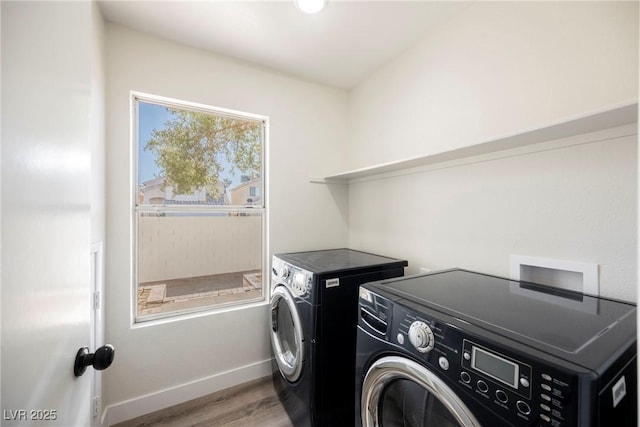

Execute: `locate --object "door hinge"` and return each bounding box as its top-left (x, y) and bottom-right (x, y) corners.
top-left (92, 396), bottom-right (101, 419)
top-left (93, 291), bottom-right (100, 311)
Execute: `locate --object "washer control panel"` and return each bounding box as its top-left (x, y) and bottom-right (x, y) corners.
top-left (376, 302), bottom-right (579, 427)
top-left (461, 339), bottom-right (532, 400)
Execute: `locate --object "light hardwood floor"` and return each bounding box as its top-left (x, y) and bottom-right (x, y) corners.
top-left (113, 376), bottom-right (293, 427)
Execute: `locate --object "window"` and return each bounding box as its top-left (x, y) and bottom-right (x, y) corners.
top-left (133, 92), bottom-right (267, 322)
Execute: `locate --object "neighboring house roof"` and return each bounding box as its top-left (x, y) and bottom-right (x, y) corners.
top-left (139, 177), bottom-right (229, 205)
top-left (229, 176), bottom-right (262, 205)
top-left (229, 176), bottom-right (261, 191)
top-left (140, 176), bottom-right (165, 191)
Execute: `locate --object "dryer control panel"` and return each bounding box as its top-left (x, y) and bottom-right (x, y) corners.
top-left (272, 256), bottom-right (313, 299)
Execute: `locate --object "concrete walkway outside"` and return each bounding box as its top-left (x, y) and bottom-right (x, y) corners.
top-left (138, 270), bottom-right (262, 317)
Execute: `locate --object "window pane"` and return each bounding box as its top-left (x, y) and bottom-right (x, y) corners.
top-left (137, 101), bottom-right (263, 207)
top-left (137, 211), bottom-right (263, 318)
top-left (134, 96), bottom-right (266, 321)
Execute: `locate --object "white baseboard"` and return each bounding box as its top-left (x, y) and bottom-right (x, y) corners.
top-left (102, 358), bottom-right (273, 426)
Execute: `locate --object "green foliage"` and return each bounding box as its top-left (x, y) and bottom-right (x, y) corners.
top-left (145, 108), bottom-right (262, 197)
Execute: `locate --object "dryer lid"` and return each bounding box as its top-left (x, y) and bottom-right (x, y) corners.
top-left (275, 248), bottom-right (407, 275)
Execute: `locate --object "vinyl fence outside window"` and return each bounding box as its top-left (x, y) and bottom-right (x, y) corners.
top-left (132, 92), bottom-right (267, 322)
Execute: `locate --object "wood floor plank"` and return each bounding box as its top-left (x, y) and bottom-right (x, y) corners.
top-left (113, 376), bottom-right (294, 427)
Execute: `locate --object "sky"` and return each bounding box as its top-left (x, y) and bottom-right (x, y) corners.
top-left (137, 101), bottom-right (247, 190)
top-left (137, 101), bottom-right (169, 184)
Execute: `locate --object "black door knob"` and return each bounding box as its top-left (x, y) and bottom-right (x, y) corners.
top-left (74, 344), bottom-right (115, 377)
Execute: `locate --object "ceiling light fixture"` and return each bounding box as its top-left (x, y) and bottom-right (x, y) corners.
top-left (296, 0), bottom-right (326, 14)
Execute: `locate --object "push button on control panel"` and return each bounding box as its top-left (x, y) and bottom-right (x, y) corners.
top-left (538, 370), bottom-right (571, 425)
top-left (516, 400), bottom-right (531, 415)
top-left (438, 356), bottom-right (449, 371)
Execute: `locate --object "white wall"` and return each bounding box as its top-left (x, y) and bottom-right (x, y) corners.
top-left (348, 1), bottom-right (638, 169)
top-left (347, 1), bottom-right (638, 302)
top-left (104, 24), bottom-right (349, 422)
top-left (349, 127), bottom-right (637, 301)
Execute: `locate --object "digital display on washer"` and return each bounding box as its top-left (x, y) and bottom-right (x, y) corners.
top-left (472, 346), bottom-right (519, 388)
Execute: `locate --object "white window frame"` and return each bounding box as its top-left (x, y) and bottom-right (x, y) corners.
top-left (131, 91), bottom-right (269, 324)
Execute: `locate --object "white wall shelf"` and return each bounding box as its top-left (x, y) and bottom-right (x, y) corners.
top-left (311, 101), bottom-right (638, 184)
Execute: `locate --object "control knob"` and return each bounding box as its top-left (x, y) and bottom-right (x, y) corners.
top-left (408, 321), bottom-right (435, 353)
top-left (280, 266), bottom-right (290, 279)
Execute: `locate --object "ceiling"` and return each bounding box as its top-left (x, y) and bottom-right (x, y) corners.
top-left (98, 1), bottom-right (471, 89)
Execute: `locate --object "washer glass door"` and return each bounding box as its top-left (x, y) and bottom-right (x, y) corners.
top-left (270, 285), bottom-right (304, 382)
top-left (380, 379), bottom-right (461, 426)
top-left (362, 356), bottom-right (480, 427)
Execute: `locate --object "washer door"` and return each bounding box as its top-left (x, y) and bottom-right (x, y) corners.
top-left (362, 356), bottom-right (481, 427)
top-left (270, 285), bottom-right (304, 382)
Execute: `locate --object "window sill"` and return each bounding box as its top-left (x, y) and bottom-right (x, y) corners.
top-left (131, 296), bottom-right (269, 329)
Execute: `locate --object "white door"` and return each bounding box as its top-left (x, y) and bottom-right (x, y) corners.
top-left (2, 2), bottom-right (95, 425)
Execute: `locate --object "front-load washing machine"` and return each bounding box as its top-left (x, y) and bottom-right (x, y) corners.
top-left (355, 269), bottom-right (636, 426)
top-left (270, 249), bottom-right (407, 426)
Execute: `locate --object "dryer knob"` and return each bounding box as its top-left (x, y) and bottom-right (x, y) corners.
top-left (280, 266), bottom-right (290, 279)
top-left (408, 321), bottom-right (435, 353)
